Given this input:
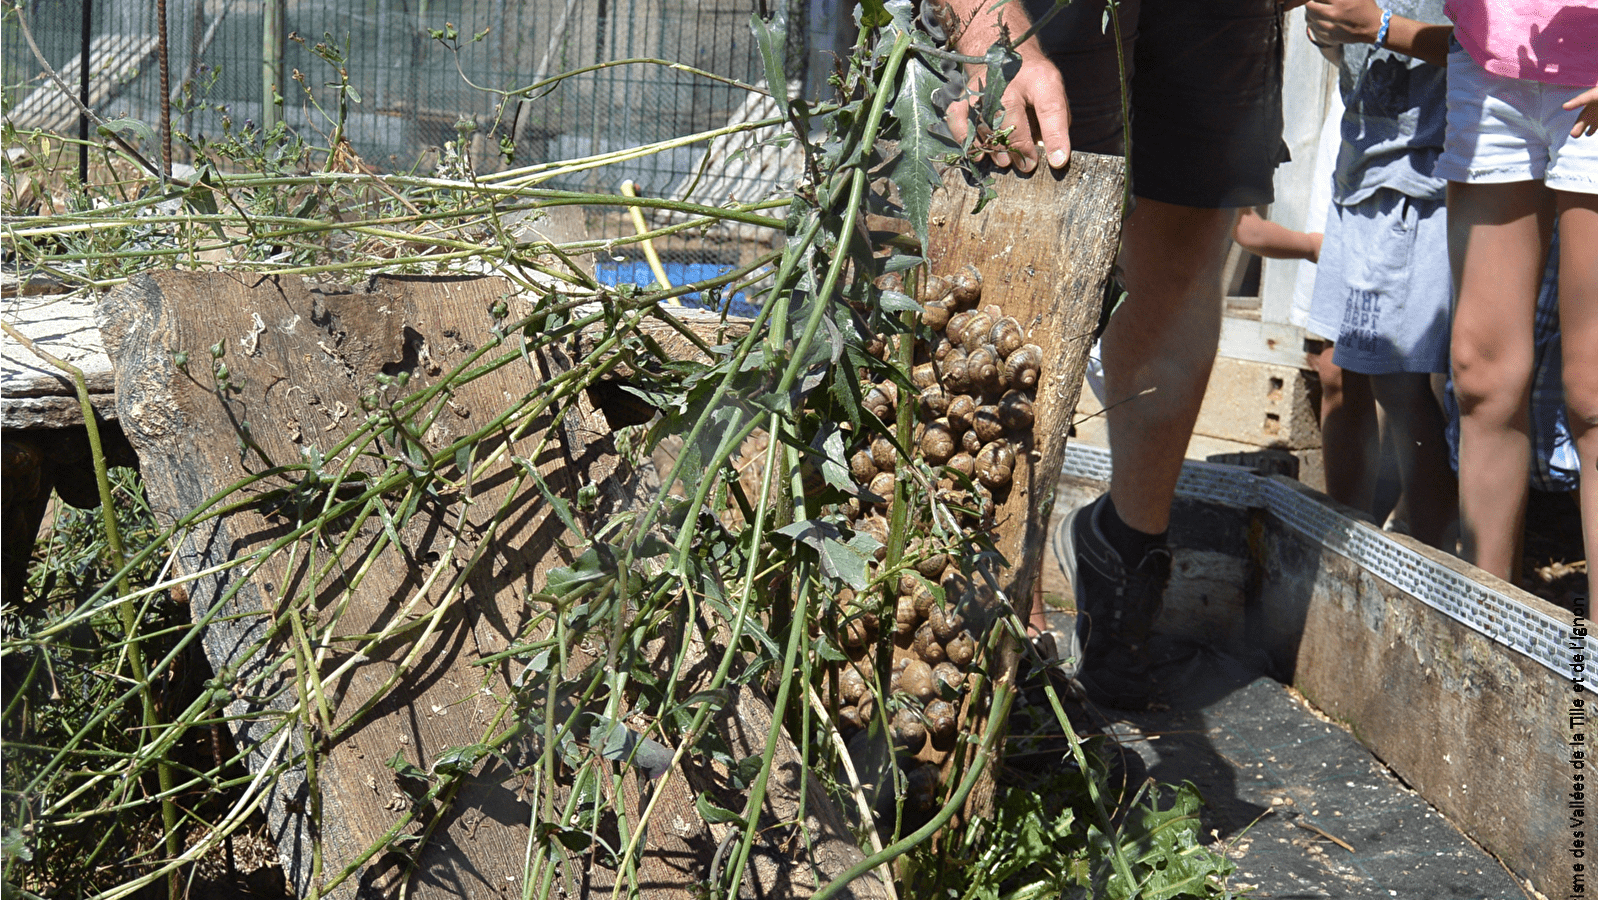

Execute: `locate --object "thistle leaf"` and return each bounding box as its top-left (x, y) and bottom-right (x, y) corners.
top-left (889, 55), bottom-right (956, 248)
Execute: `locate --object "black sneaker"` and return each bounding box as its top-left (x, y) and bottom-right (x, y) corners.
top-left (1053, 496), bottom-right (1172, 708)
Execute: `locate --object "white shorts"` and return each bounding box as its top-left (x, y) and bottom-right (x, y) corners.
top-left (1436, 41), bottom-right (1597, 194)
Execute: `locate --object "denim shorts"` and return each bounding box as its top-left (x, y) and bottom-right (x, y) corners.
top-left (1021, 0), bottom-right (1289, 207)
top-left (1305, 189), bottom-right (1452, 375)
top-left (1436, 39), bottom-right (1598, 193)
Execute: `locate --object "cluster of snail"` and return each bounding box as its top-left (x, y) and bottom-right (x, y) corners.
top-left (826, 266), bottom-right (1044, 812)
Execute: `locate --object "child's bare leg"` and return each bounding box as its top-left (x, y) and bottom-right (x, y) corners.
top-left (1555, 190), bottom-right (1597, 601)
top-left (1370, 373), bottom-right (1458, 550)
top-left (1448, 180), bottom-right (1552, 584)
top-left (1310, 342), bottom-right (1379, 512)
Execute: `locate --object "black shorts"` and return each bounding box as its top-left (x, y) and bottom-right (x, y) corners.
top-left (1020, 0), bottom-right (1289, 208)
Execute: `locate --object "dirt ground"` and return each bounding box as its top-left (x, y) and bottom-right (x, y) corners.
top-left (1522, 487), bottom-right (1587, 610)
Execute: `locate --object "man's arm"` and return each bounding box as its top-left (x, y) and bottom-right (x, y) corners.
top-left (1305, 0), bottom-right (1452, 67)
top-left (939, 0), bottom-right (1072, 171)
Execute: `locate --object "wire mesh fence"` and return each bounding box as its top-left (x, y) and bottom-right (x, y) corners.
top-left (4, 0), bottom-right (846, 273)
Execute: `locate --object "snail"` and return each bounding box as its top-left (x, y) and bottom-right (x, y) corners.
top-left (841, 663), bottom-right (868, 704)
top-left (989, 316), bottom-right (1024, 358)
top-left (959, 312), bottom-right (995, 352)
top-left (1004, 343), bottom-right (1043, 389)
top-left (899, 659), bottom-right (936, 702)
top-left (906, 764), bottom-right (942, 812)
top-left (921, 299), bottom-right (953, 331)
top-left (932, 661), bottom-right (965, 692)
top-left (870, 435), bottom-right (898, 472)
top-left (894, 707), bottom-right (927, 752)
top-left (858, 514), bottom-right (890, 557)
top-left (920, 273), bottom-right (951, 303)
top-left (946, 452), bottom-right (976, 478)
top-left (864, 381), bottom-right (897, 420)
top-left (895, 593), bottom-right (920, 639)
top-left (961, 427), bottom-right (983, 455)
top-left (966, 345), bottom-right (1001, 395)
top-left (938, 349), bottom-right (972, 394)
top-left (945, 393), bottom-right (977, 433)
top-left (850, 449), bottom-right (877, 485)
top-left (923, 699), bottom-right (957, 741)
top-left (929, 604), bottom-right (964, 643)
top-left (998, 389), bottom-right (1034, 432)
top-left (949, 266), bottom-right (982, 307)
top-left (838, 705), bottom-right (865, 733)
top-left (919, 384), bottom-right (951, 418)
top-left (841, 612), bottom-right (877, 649)
top-left (913, 621), bottom-right (947, 664)
top-left (869, 470), bottom-right (897, 504)
top-left (971, 404), bottom-right (1006, 444)
top-left (945, 310), bottom-right (976, 343)
top-left (920, 421), bottom-right (956, 465)
top-left (911, 362), bottom-right (938, 389)
top-left (975, 441), bottom-right (1016, 488)
top-left (945, 630), bottom-right (976, 666)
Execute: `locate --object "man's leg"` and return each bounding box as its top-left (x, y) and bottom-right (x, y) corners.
top-left (1102, 198), bottom-right (1239, 535)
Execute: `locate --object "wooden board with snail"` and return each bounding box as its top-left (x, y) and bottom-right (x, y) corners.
top-left (919, 156), bottom-right (1126, 812)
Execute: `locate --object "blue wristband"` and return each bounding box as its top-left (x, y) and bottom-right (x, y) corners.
top-left (1374, 8), bottom-right (1393, 48)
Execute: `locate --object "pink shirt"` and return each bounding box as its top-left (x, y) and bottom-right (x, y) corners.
top-left (1445, 0), bottom-right (1598, 86)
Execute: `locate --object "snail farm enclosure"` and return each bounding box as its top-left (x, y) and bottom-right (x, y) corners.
top-left (2, 4), bottom-right (1593, 896)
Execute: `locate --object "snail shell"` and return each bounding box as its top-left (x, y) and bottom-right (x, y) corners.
top-left (924, 699), bottom-right (958, 741)
top-left (945, 394), bottom-right (977, 433)
top-left (966, 345), bottom-right (1001, 395)
top-left (960, 312), bottom-right (995, 352)
top-left (945, 630), bottom-right (977, 666)
top-left (920, 273), bottom-right (951, 303)
top-left (893, 707), bottom-right (927, 752)
top-left (950, 267), bottom-right (982, 307)
top-left (921, 299), bottom-right (953, 331)
top-left (919, 421), bottom-right (956, 465)
top-left (961, 427), bottom-right (983, 454)
top-left (895, 593), bottom-right (920, 640)
top-left (919, 384), bottom-right (951, 418)
top-left (989, 316), bottom-right (1024, 358)
top-left (911, 362), bottom-right (938, 389)
top-left (838, 704), bottom-right (865, 733)
top-left (913, 621), bottom-right (947, 664)
top-left (1004, 343), bottom-right (1043, 389)
top-left (850, 449), bottom-right (877, 485)
top-left (864, 381), bottom-right (897, 419)
top-left (929, 604), bottom-right (964, 642)
top-left (975, 441), bottom-right (1015, 488)
top-left (971, 404), bottom-right (1005, 444)
top-left (947, 452), bottom-right (976, 478)
top-left (869, 470), bottom-right (897, 504)
top-left (998, 389), bottom-right (1034, 432)
top-left (899, 659), bottom-right (936, 702)
top-left (945, 310), bottom-right (976, 343)
top-left (841, 663), bottom-right (868, 704)
top-left (871, 435), bottom-right (897, 472)
top-left (932, 662), bottom-right (966, 692)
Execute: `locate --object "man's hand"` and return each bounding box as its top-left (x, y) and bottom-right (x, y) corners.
top-left (1305, 0), bottom-right (1384, 46)
top-left (941, 1), bottom-right (1071, 172)
top-left (1566, 87), bottom-right (1598, 138)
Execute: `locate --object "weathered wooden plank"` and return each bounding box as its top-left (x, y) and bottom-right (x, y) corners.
top-left (2, 294), bottom-right (115, 387)
top-left (1249, 476), bottom-right (1588, 899)
top-left (96, 271), bottom-right (881, 900)
top-left (923, 154), bottom-right (1124, 813)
